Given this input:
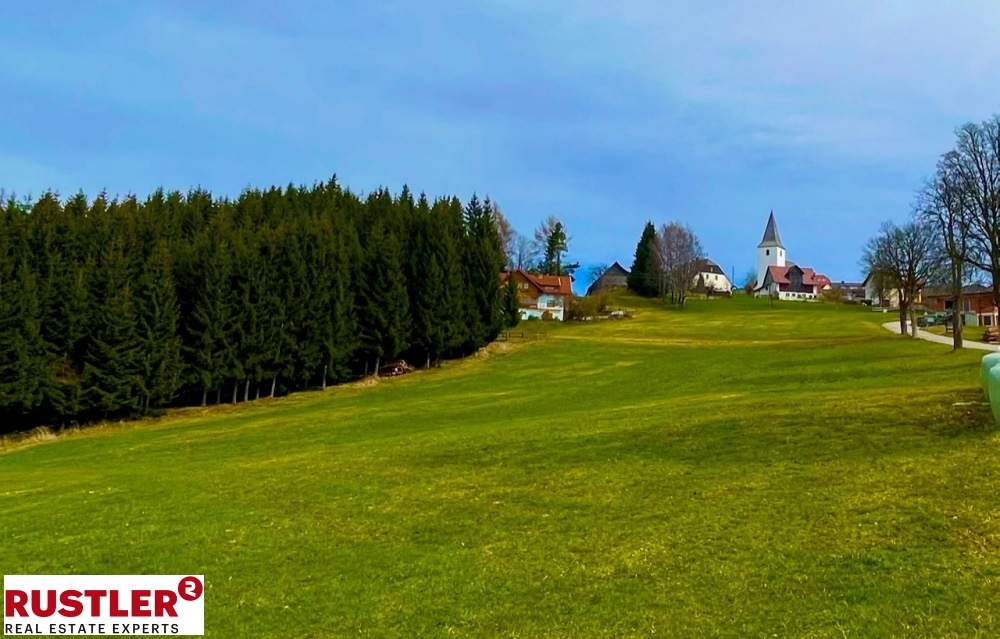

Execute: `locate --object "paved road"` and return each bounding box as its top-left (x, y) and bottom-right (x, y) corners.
top-left (881, 321), bottom-right (1000, 351)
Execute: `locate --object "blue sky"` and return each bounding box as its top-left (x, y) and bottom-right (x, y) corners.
top-left (5, 2), bottom-right (1000, 287)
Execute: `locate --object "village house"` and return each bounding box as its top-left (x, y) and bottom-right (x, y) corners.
top-left (586, 261), bottom-right (629, 295)
top-left (752, 212), bottom-right (830, 301)
top-left (692, 258), bottom-right (733, 295)
top-left (923, 284), bottom-right (998, 327)
top-left (501, 270), bottom-right (574, 321)
top-left (587, 257), bottom-right (731, 297)
top-left (862, 272), bottom-right (922, 308)
top-left (831, 281), bottom-right (866, 302)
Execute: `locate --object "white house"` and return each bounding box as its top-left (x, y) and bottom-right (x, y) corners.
top-left (500, 270), bottom-right (574, 321)
top-left (692, 258), bottom-right (732, 294)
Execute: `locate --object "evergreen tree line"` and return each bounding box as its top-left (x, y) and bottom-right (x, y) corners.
top-left (0, 179), bottom-right (512, 433)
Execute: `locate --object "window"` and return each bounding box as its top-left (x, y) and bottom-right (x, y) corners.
top-left (766, 249), bottom-right (770, 256)
top-left (985, 315), bottom-right (993, 326)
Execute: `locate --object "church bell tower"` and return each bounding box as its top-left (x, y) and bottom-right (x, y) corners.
top-left (756, 211), bottom-right (785, 290)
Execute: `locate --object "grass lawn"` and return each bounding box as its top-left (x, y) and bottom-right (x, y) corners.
top-left (926, 324), bottom-right (988, 344)
top-left (3, 295), bottom-right (999, 637)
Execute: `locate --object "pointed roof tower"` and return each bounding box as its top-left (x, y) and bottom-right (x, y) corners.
top-left (758, 210), bottom-right (783, 248)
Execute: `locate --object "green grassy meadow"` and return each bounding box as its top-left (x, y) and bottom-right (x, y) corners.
top-left (4, 295), bottom-right (1000, 637)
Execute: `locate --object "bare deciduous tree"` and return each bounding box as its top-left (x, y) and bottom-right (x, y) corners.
top-left (513, 233), bottom-right (537, 270)
top-left (949, 119), bottom-right (1000, 309)
top-left (862, 221), bottom-right (941, 337)
top-left (917, 152), bottom-right (974, 349)
top-left (653, 222), bottom-right (704, 306)
top-left (491, 203), bottom-right (516, 269)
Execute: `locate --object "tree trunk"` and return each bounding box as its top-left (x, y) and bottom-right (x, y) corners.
top-left (232, 379), bottom-right (238, 405)
top-left (953, 291), bottom-right (964, 350)
top-left (899, 304), bottom-right (908, 336)
top-left (244, 378), bottom-right (250, 402)
top-left (322, 364), bottom-right (328, 390)
top-left (270, 377), bottom-right (277, 398)
top-left (215, 388), bottom-right (221, 404)
top-left (374, 356), bottom-right (380, 377)
top-left (911, 308), bottom-right (918, 337)
top-left (255, 384), bottom-right (261, 401)
top-left (426, 353), bottom-right (431, 369)
top-left (201, 389), bottom-right (207, 407)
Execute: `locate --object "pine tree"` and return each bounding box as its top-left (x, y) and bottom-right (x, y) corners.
top-left (407, 197), bottom-right (447, 367)
top-left (185, 235), bottom-right (234, 405)
top-left (437, 196), bottom-right (473, 355)
top-left (0, 260), bottom-right (56, 429)
top-left (629, 221), bottom-right (658, 296)
top-left (464, 196), bottom-right (505, 345)
top-left (135, 241), bottom-right (183, 412)
top-left (81, 246), bottom-right (143, 418)
top-left (356, 218), bottom-right (410, 374)
top-left (503, 274), bottom-right (520, 328)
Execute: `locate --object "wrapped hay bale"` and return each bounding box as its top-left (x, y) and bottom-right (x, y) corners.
top-left (982, 352), bottom-right (1000, 398)
top-left (990, 365), bottom-right (1000, 422)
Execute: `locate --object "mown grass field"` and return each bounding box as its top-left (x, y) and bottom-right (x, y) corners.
top-left (3, 295), bottom-right (999, 637)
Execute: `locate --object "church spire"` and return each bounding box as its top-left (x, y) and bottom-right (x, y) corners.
top-left (758, 210), bottom-right (783, 248)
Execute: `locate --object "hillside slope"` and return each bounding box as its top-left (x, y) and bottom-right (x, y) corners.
top-left (2, 297), bottom-right (997, 637)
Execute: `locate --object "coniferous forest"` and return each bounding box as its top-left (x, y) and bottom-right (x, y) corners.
top-left (0, 178), bottom-right (511, 434)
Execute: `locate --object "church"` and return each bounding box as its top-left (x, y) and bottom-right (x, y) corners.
top-left (753, 212), bottom-right (830, 300)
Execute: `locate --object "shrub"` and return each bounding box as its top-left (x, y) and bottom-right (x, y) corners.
top-left (567, 294), bottom-right (608, 320)
top-left (819, 287), bottom-right (841, 303)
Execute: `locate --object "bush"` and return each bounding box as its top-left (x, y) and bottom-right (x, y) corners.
top-left (566, 294), bottom-right (608, 320)
top-left (819, 287), bottom-right (841, 303)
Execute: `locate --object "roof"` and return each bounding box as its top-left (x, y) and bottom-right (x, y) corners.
top-left (923, 284), bottom-right (993, 298)
top-left (832, 281), bottom-right (865, 289)
top-left (585, 261), bottom-right (630, 295)
top-left (604, 261), bottom-right (630, 277)
top-left (757, 211), bottom-right (783, 248)
top-left (694, 258), bottom-right (726, 276)
top-left (501, 270), bottom-right (573, 297)
top-left (760, 264), bottom-right (828, 287)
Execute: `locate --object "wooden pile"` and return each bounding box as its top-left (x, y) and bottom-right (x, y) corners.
top-left (378, 360), bottom-right (414, 377)
top-left (983, 327), bottom-right (1000, 344)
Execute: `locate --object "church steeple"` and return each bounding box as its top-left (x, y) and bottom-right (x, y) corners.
top-left (755, 210), bottom-right (786, 291)
top-left (758, 210), bottom-right (783, 248)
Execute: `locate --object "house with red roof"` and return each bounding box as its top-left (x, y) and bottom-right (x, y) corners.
top-left (500, 270), bottom-right (574, 320)
top-left (752, 212), bottom-right (831, 301)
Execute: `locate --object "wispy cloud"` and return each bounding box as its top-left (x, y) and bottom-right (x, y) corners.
top-left (3, 1), bottom-right (1000, 278)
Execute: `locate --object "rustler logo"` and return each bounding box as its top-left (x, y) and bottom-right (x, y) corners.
top-left (3, 575), bottom-right (204, 636)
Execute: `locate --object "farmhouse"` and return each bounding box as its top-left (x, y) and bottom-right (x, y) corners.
top-left (753, 211), bottom-right (830, 301)
top-left (692, 258), bottom-right (732, 294)
top-left (586, 261), bottom-right (629, 295)
top-left (501, 270), bottom-right (573, 321)
top-left (924, 284), bottom-right (998, 327)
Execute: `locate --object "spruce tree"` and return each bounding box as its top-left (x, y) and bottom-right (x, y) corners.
top-left (407, 198), bottom-right (447, 367)
top-left (0, 260), bottom-right (55, 428)
top-left (464, 196), bottom-right (505, 345)
top-left (185, 235), bottom-right (234, 405)
top-left (135, 241), bottom-right (183, 412)
top-left (629, 221), bottom-right (658, 296)
top-left (503, 274), bottom-right (520, 328)
top-left (81, 246), bottom-right (143, 418)
top-left (356, 218), bottom-right (410, 374)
